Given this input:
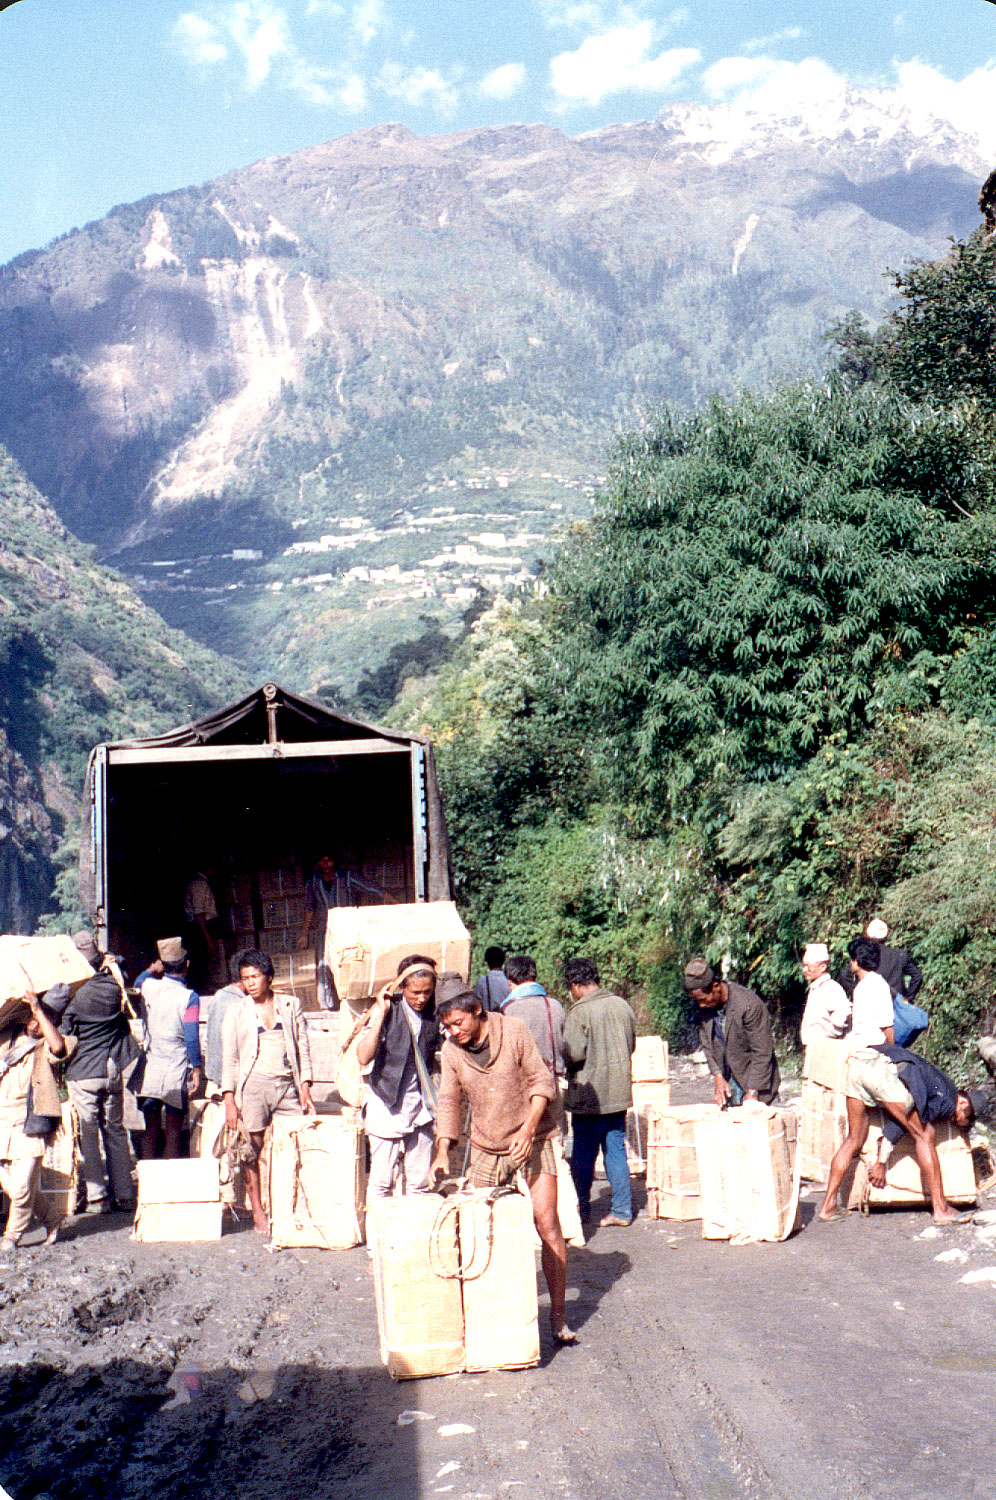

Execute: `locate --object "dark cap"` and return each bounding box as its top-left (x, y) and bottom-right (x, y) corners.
top-left (435, 972), bottom-right (471, 1006)
top-left (683, 958), bottom-right (715, 993)
top-left (72, 929), bottom-right (100, 966)
top-left (966, 1088), bottom-right (995, 1125)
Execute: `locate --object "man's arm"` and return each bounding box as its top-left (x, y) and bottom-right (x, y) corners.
top-left (292, 1000), bottom-right (315, 1113)
top-left (507, 1093), bottom-right (550, 1166)
top-left (562, 1012), bottom-right (587, 1075)
top-left (355, 986), bottom-right (392, 1067)
top-left (28, 994), bottom-right (66, 1059)
top-left (429, 1047), bottom-right (464, 1185)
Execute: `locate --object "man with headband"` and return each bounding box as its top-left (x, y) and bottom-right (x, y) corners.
top-left (356, 954), bottom-right (441, 1205)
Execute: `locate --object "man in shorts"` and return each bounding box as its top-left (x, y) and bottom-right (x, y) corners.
top-left (428, 989), bottom-right (575, 1345)
top-left (221, 949), bottom-right (315, 1233)
top-left (818, 1043), bottom-right (988, 1224)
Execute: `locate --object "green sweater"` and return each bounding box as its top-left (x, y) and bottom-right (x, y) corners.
top-left (563, 987), bottom-right (636, 1115)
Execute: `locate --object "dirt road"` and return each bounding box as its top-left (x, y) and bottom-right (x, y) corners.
top-left (2, 1065), bottom-right (994, 1500)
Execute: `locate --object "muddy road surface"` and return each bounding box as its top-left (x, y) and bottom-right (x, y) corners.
top-left (2, 1065), bottom-right (994, 1500)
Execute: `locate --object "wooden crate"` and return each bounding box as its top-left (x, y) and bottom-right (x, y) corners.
top-left (134, 1158), bottom-right (223, 1242)
top-left (694, 1106), bottom-right (801, 1242)
top-left (646, 1103), bottom-right (721, 1220)
top-left (803, 1038), bottom-right (855, 1093)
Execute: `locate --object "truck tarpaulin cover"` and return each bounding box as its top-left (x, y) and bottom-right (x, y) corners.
top-left (79, 685), bottom-right (453, 914)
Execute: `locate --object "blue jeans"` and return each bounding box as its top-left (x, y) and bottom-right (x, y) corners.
top-left (570, 1111), bottom-right (632, 1222)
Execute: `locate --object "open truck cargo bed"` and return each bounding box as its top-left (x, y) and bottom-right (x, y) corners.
top-left (79, 684), bottom-right (454, 986)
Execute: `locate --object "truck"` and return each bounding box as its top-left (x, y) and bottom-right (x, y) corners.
top-left (79, 682), bottom-right (455, 995)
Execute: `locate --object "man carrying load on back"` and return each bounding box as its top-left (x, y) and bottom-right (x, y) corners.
top-left (428, 988), bottom-right (576, 1346)
top-left (818, 1045), bottom-right (992, 1225)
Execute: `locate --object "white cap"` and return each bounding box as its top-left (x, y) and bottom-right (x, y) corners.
top-left (803, 943), bottom-right (829, 965)
top-left (865, 919), bottom-right (889, 941)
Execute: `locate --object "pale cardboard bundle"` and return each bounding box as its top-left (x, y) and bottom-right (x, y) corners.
top-left (803, 1037), bottom-right (856, 1092)
top-left (628, 1082), bottom-right (672, 1171)
top-left (370, 1188), bottom-right (540, 1380)
top-left (797, 1079), bottom-right (848, 1184)
top-left (38, 1100), bottom-right (78, 1225)
top-left (134, 1158), bottom-right (223, 1242)
top-left (271, 952), bottom-right (319, 1011)
top-left (631, 1035), bottom-right (669, 1084)
top-left (845, 1118), bottom-right (978, 1211)
top-left (325, 901), bottom-right (470, 1003)
top-left (0, 935), bottom-right (95, 1025)
top-left (267, 1113), bottom-right (366, 1250)
top-left (693, 1105), bottom-right (801, 1243)
top-left (646, 1103), bottom-right (721, 1220)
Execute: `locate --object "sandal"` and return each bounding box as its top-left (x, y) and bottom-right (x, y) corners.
top-left (816, 1209), bottom-right (849, 1224)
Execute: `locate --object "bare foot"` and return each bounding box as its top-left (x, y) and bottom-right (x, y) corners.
top-left (252, 1214), bottom-right (270, 1235)
top-left (551, 1323), bottom-right (577, 1345)
top-left (933, 1208), bottom-right (974, 1225)
top-left (44, 1222), bottom-right (61, 1246)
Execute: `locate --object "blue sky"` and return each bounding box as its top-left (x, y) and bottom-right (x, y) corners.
top-left (1, 0), bottom-right (994, 265)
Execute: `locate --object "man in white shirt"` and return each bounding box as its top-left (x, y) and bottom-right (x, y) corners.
top-left (800, 943), bottom-right (851, 1046)
top-left (846, 938), bottom-right (895, 1049)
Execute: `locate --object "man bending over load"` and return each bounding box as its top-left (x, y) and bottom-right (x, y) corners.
top-left (428, 989), bottom-right (576, 1346)
top-left (818, 1044), bottom-right (992, 1225)
top-left (222, 948), bottom-right (315, 1233)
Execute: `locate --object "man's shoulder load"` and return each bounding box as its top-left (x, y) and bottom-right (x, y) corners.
top-left (370, 1187), bottom-right (540, 1380)
top-left (326, 901), bottom-right (470, 1003)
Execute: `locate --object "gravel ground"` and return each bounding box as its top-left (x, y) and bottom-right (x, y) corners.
top-left (2, 1061), bottom-right (995, 1500)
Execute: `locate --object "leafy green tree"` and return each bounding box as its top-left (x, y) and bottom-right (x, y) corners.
top-left (881, 231), bottom-right (996, 408)
top-left (550, 380), bottom-right (996, 820)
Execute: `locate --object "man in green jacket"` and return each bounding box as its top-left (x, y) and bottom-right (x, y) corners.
top-left (563, 958), bottom-right (636, 1228)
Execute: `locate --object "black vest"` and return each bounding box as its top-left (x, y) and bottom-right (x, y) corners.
top-left (368, 1001), bottom-right (440, 1111)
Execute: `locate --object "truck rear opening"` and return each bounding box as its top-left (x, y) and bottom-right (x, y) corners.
top-left (80, 684), bottom-right (453, 989)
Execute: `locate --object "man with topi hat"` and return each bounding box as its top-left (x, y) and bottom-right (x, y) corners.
top-left (839, 918), bottom-right (922, 1003)
top-left (684, 959), bottom-right (780, 1108)
top-left (800, 943), bottom-right (851, 1046)
top-left (133, 939), bottom-right (202, 1160)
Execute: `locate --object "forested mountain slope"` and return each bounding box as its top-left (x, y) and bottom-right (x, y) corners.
top-left (0, 448), bottom-right (247, 932)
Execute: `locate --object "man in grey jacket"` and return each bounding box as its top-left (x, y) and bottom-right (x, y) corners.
top-left (563, 957), bottom-right (636, 1228)
top-left (684, 958), bottom-right (780, 1107)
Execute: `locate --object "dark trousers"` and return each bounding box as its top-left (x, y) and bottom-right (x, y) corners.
top-left (570, 1110), bottom-right (632, 1222)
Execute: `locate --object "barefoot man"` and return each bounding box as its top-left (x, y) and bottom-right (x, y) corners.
top-left (818, 1043), bottom-right (991, 1225)
top-left (222, 948), bottom-right (315, 1233)
top-left (428, 989), bottom-right (576, 1345)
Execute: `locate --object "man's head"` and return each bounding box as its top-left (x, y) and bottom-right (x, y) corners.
top-left (958, 1088), bottom-right (996, 1129)
top-left (683, 958), bottom-right (725, 1010)
top-left (484, 945), bottom-right (506, 972)
top-left (436, 990), bottom-right (487, 1046)
top-left (865, 918), bottom-right (889, 942)
top-left (73, 930), bottom-right (101, 969)
top-left (564, 957), bottom-right (599, 999)
top-left (157, 936), bottom-right (187, 976)
top-left (396, 953), bottom-right (437, 1013)
top-left (238, 948), bottom-right (274, 1002)
top-left (315, 853), bottom-right (337, 881)
top-left (505, 954), bottom-right (537, 987)
top-left (848, 937), bottom-right (881, 975)
top-left (801, 943), bottom-right (830, 984)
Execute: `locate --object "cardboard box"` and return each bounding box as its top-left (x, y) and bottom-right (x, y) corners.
top-left (797, 1079), bottom-right (848, 1184)
top-left (258, 866), bottom-right (305, 900)
top-left (694, 1106), bottom-right (801, 1242)
top-left (0, 935), bottom-right (95, 1011)
top-left (134, 1158), bottom-right (223, 1242)
top-left (461, 1191), bottom-right (540, 1373)
top-left (646, 1103), bottom-right (721, 1219)
top-left (803, 1037), bottom-right (856, 1093)
top-left (267, 1114), bottom-right (366, 1250)
top-left (846, 1118), bottom-right (978, 1210)
top-left (326, 901), bottom-right (471, 1003)
top-left (632, 1035), bottom-right (669, 1084)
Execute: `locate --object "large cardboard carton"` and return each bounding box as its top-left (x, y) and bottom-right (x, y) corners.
top-left (370, 1189), bottom-right (540, 1380)
top-left (646, 1103), bottom-right (721, 1220)
top-left (693, 1105), bottom-right (801, 1242)
top-left (134, 1158), bottom-right (223, 1242)
top-left (846, 1118), bottom-right (978, 1210)
top-left (369, 1195), bottom-right (466, 1380)
top-left (803, 1037), bottom-right (856, 1093)
top-left (326, 901), bottom-right (471, 1003)
top-left (268, 1114), bottom-right (366, 1249)
top-left (460, 1192), bottom-right (540, 1373)
top-left (0, 935), bottom-right (95, 1020)
top-left (629, 1082), bottom-right (672, 1167)
top-left (797, 1079), bottom-right (848, 1184)
top-left (632, 1035), bottom-right (669, 1084)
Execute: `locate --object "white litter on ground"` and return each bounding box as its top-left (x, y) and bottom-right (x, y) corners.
top-left (398, 1410), bottom-right (435, 1426)
top-left (935, 1248), bottom-right (968, 1264)
top-left (959, 1267), bottom-right (996, 1285)
top-left (918, 1227), bottom-right (942, 1240)
top-left (435, 1462), bottom-right (461, 1478)
top-left (437, 1423), bottom-right (476, 1437)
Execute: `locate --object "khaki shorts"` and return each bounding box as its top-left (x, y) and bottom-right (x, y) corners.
top-left (845, 1048), bottom-right (915, 1112)
top-left (240, 1075), bottom-right (302, 1134)
top-left (469, 1137), bottom-right (557, 1188)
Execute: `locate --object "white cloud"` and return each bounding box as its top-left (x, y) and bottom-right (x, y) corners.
top-left (174, 12), bottom-right (230, 67)
top-left (479, 62), bottom-right (527, 100)
top-left (704, 54), bottom-right (848, 110)
top-left (339, 71), bottom-right (369, 110)
top-left (743, 25), bottom-right (803, 56)
top-left (892, 59), bottom-right (996, 155)
top-left (379, 62), bottom-right (461, 111)
top-left (538, 1), bottom-right (686, 33)
top-left (229, 1), bottom-right (291, 88)
top-left (351, 0), bottom-right (385, 47)
top-left (550, 20), bottom-right (699, 106)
